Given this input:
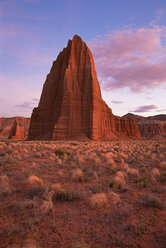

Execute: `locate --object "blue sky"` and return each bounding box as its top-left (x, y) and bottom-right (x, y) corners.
top-left (0, 0), bottom-right (166, 117)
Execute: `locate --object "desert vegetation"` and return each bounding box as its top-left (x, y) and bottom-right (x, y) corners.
top-left (0, 139), bottom-right (166, 247)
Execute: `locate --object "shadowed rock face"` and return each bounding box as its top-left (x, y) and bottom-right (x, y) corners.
top-left (28, 35), bottom-right (140, 140)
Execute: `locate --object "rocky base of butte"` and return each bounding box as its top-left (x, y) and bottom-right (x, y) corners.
top-left (28, 35), bottom-right (140, 141)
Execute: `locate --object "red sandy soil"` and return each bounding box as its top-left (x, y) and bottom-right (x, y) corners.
top-left (0, 139), bottom-right (166, 248)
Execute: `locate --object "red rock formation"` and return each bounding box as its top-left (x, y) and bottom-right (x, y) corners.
top-left (138, 122), bottom-right (166, 138)
top-left (28, 35), bottom-right (140, 140)
top-left (123, 113), bottom-right (166, 139)
top-left (0, 117), bottom-right (30, 139)
top-left (8, 119), bottom-right (25, 140)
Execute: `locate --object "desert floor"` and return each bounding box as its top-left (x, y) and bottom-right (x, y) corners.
top-left (0, 139), bottom-right (166, 248)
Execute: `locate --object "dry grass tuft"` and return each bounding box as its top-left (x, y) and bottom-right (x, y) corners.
top-left (122, 162), bottom-right (129, 169)
top-left (107, 192), bottom-right (120, 204)
top-left (161, 161), bottom-right (166, 170)
top-left (150, 168), bottom-right (160, 180)
top-left (51, 183), bottom-right (63, 192)
top-left (73, 240), bottom-right (90, 248)
top-left (22, 237), bottom-right (38, 248)
top-left (72, 168), bottom-right (83, 182)
top-left (0, 175), bottom-right (10, 193)
top-left (113, 176), bottom-right (125, 189)
top-left (40, 191), bottom-right (54, 214)
top-left (116, 171), bottom-right (125, 180)
top-left (28, 175), bottom-right (43, 186)
top-left (89, 193), bottom-right (107, 208)
top-left (127, 168), bottom-right (139, 177)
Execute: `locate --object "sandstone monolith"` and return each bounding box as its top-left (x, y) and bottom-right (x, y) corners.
top-left (28, 35), bottom-right (140, 140)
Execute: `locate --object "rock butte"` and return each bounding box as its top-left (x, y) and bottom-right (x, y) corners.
top-left (0, 117), bottom-right (30, 139)
top-left (28, 35), bottom-right (140, 140)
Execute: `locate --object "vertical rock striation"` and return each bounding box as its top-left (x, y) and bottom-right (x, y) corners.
top-left (28, 35), bottom-right (140, 140)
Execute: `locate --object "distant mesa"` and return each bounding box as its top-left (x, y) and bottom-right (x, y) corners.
top-left (123, 113), bottom-right (166, 139)
top-left (28, 34), bottom-right (140, 140)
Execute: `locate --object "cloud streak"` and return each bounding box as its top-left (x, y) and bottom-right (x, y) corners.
top-left (88, 26), bottom-right (166, 92)
top-left (130, 104), bottom-right (158, 113)
top-left (112, 100), bottom-right (124, 104)
top-left (14, 99), bottom-right (38, 111)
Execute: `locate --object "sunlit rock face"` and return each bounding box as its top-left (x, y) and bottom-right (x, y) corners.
top-left (28, 35), bottom-right (140, 140)
top-left (0, 117), bottom-right (30, 139)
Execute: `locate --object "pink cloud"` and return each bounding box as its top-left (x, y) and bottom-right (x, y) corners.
top-left (88, 27), bottom-right (166, 92)
top-left (150, 8), bottom-right (166, 25)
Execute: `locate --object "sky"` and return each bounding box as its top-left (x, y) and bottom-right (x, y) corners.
top-left (0, 0), bottom-right (166, 117)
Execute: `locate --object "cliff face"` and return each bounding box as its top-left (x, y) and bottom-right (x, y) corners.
top-left (0, 117), bottom-right (30, 139)
top-left (138, 123), bottom-right (166, 138)
top-left (28, 35), bottom-right (140, 140)
top-left (123, 113), bottom-right (166, 139)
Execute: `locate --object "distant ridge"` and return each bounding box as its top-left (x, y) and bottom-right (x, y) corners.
top-left (122, 113), bottom-right (166, 122)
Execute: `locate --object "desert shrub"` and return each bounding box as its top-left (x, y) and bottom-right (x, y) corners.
top-left (89, 193), bottom-right (107, 208)
top-left (160, 173), bottom-right (166, 183)
top-left (109, 180), bottom-right (114, 188)
top-left (141, 167), bottom-right (146, 173)
top-left (114, 147), bottom-right (119, 152)
top-left (135, 177), bottom-right (143, 183)
top-left (52, 189), bottom-right (85, 202)
top-left (55, 149), bottom-right (70, 158)
top-left (28, 175), bottom-right (43, 186)
top-left (111, 203), bottom-right (134, 222)
top-left (70, 142), bottom-right (79, 146)
top-left (9, 200), bottom-right (34, 212)
top-left (112, 176), bottom-right (125, 189)
top-left (91, 184), bottom-right (102, 194)
top-left (140, 194), bottom-right (166, 209)
top-left (109, 169), bottom-right (117, 175)
top-left (143, 178), bottom-right (148, 188)
top-left (6, 149), bottom-right (12, 155)
top-left (25, 185), bottom-right (46, 199)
